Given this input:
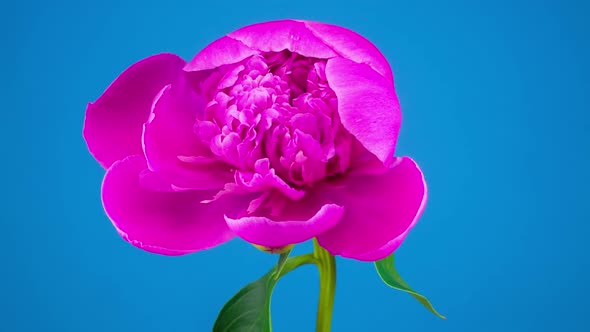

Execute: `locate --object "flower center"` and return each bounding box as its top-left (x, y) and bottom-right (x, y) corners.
top-left (195, 51), bottom-right (352, 187)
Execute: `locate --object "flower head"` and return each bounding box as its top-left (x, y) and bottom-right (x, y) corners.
top-left (84, 20), bottom-right (426, 261)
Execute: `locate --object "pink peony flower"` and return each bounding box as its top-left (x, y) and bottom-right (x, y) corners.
top-left (84, 19), bottom-right (427, 261)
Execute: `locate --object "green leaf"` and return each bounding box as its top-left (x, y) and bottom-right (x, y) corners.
top-left (375, 254), bottom-right (446, 319)
top-left (213, 269), bottom-right (277, 332)
top-left (213, 249), bottom-right (297, 332)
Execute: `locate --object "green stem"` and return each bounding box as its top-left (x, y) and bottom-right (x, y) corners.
top-left (313, 239), bottom-right (336, 332)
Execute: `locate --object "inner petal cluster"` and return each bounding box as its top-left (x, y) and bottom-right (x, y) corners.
top-left (194, 51), bottom-right (352, 188)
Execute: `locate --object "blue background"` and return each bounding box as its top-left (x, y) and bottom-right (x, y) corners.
top-left (3, 0), bottom-right (589, 331)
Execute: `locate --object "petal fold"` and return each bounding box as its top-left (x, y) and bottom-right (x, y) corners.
top-left (101, 155), bottom-right (245, 255)
top-left (316, 157), bottom-right (427, 261)
top-left (84, 53), bottom-right (185, 168)
top-left (225, 191), bottom-right (343, 247)
top-left (302, 21), bottom-right (394, 82)
top-left (184, 36), bottom-right (258, 72)
top-left (227, 20), bottom-right (337, 59)
top-left (326, 57), bottom-right (401, 166)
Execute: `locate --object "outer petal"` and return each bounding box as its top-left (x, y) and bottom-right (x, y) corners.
top-left (84, 54), bottom-right (185, 168)
top-left (302, 21), bottom-right (394, 82)
top-left (101, 155), bottom-right (245, 255)
top-left (142, 79), bottom-right (233, 190)
top-left (227, 20), bottom-right (337, 59)
top-left (347, 138), bottom-right (389, 176)
top-left (326, 57), bottom-right (401, 167)
top-left (225, 191), bottom-right (344, 248)
top-left (316, 157), bottom-right (426, 261)
top-left (184, 36), bottom-right (259, 72)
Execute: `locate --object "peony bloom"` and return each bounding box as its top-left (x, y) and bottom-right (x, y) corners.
top-left (84, 20), bottom-right (426, 261)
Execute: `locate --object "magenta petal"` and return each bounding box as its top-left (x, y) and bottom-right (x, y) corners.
top-left (101, 155), bottom-right (244, 255)
top-left (235, 159), bottom-right (305, 200)
top-left (142, 81), bottom-right (232, 190)
top-left (184, 36), bottom-right (259, 72)
top-left (302, 21), bottom-right (394, 82)
top-left (326, 57), bottom-right (401, 166)
top-left (84, 54), bottom-right (185, 168)
top-left (227, 20), bottom-right (337, 59)
top-left (225, 192), bottom-right (344, 247)
top-left (316, 157), bottom-right (426, 261)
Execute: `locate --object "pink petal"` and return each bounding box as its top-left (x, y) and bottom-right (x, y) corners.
top-left (84, 54), bottom-right (185, 168)
top-left (302, 21), bottom-right (394, 82)
top-left (316, 157), bottom-right (426, 261)
top-left (225, 191), bottom-right (344, 248)
top-left (184, 36), bottom-right (259, 72)
top-left (101, 155), bottom-right (246, 255)
top-left (227, 20), bottom-right (337, 59)
top-left (326, 57), bottom-right (401, 167)
top-left (142, 80), bottom-right (233, 190)
top-left (347, 138), bottom-right (390, 176)
top-left (235, 159), bottom-right (305, 201)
